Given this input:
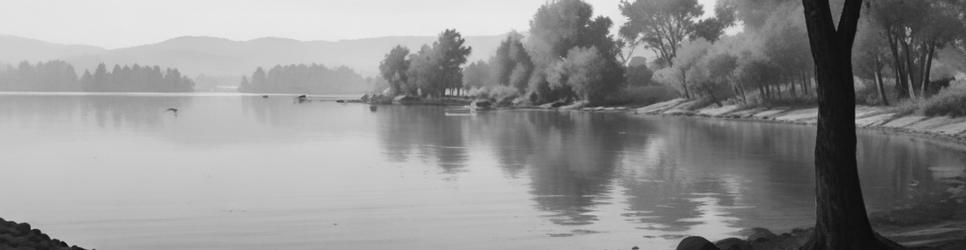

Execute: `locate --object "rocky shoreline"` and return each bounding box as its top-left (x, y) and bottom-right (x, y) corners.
top-left (0, 218), bottom-right (87, 250)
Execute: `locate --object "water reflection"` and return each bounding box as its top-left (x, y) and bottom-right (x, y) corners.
top-left (0, 94), bottom-right (191, 129)
top-left (375, 105), bottom-right (470, 173)
top-left (372, 110), bottom-right (966, 235)
top-left (2, 94), bottom-right (965, 249)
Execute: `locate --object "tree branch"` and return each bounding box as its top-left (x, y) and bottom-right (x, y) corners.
top-left (837, 0), bottom-right (864, 48)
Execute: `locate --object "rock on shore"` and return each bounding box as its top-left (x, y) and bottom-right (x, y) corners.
top-left (0, 218), bottom-right (86, 250)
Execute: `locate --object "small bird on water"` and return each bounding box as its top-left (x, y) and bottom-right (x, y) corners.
top-left (165, 108), bottom-right (179, 117)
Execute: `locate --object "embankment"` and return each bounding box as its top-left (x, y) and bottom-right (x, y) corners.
top-left (635, 98), bottom-right (966, 147)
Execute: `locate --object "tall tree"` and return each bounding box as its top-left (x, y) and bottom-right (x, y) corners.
top-left (404, 30), bottom-right (472, 98)
top-left (619, 0), bottom-right (713, 67)
top-left (800, 0), bottom-right (902, 249)
top-left (379, 45), bottom-right (411, 96)
top-left (491, 32), bottom-right (534, 93)
top-left (462, 60), bottom-right (492, 89)
top-left (433, 29), bottom-right (473, 96)
top-left (527, 0), bottom-right (624, 103)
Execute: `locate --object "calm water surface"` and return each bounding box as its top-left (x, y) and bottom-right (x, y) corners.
top-left (1, 93), bottom-right (964, 249)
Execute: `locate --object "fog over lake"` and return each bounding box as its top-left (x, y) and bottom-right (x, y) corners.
top-left (0, 94), bottom-right (962, 249)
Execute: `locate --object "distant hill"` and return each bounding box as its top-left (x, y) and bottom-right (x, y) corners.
top-left (0, 34), bottom-right (508, 87)
top-left (0, 35), bottom-right (106, 64)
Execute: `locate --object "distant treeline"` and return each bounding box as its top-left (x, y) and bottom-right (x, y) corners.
top-left (238, 64), bottom-right (370, 94)
top-left (0, 61), bottom-right (194, 92)
top-left (81, 63), bottom-right (194, 92)
top-left (0, 61), bottom-right (79, 91)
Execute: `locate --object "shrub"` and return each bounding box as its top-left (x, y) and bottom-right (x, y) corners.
top-left (921, 88), bottom-right (966, 117)
top-left (601, 85), bottom-right (679, 106)
top-left (468, 86), bottom-right (520, 105)
top-left (889, 99), bottom-right (920, 117)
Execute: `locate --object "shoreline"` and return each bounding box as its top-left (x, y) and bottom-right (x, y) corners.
top-left (630, 98), bottom-right (966, 150)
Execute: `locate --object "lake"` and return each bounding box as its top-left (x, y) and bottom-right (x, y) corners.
top-left (0, 93), bottom-right (964, 249)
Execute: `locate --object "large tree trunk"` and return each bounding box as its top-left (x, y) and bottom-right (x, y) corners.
top-left (800, 0), bottom-right (902, 249)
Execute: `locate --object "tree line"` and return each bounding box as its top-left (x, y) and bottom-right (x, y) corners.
top-left (380, 0), bottom-right (966, 109)
top-left (81, 63), bottom-right (194, 92)
top-left (238, 64), bottom-right (370, 94)
top-left (380, 0), bottom-right (734, 106)
top-left (642, 0), bottom-right (966, 107)
top-left (855, 0), bottom-right (966, 105)
top-left (0, 61), bottom-right (195, 92)
top-left (379, 29), bottom-right (473, 98)
top-left (0, 61), bottom-right (79, 91)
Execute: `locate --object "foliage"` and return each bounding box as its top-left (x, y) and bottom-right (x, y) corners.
top-left (546, 47), bottom-right (622, 104)
top-left (526, 0), bottom-right (624, 104)
top-left (468, 85), bottom-right (520, 105)
top-left (922, 88), bottom-right (966, 117)
top-left (491, 32), bottom-right (534, 93)
top-left (866, 0), bottom-right (966, 100)
top-left (406, 30), bottom-right (473, 98)
top-left (625, 57), bottom-right (654, 86)
top-left (0, 61), bottom-right (78, 91)
top-left (619, 0), bottom-right (735, 66)
top-left (81, 63), bottom-right (193, 92)
top-left (463, 60), bottom-right (492, 89)
top-left (653, 38), bottom-right (712, 99)
top-left (239, 64), bottom-right (367, 94)
top-left (605, 85), bottom-right (679, 106)
top-left (379, 46), bottom-right (411, 95)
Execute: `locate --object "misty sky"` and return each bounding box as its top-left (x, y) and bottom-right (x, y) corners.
top-left (0, 0), bottom-right (716, 49)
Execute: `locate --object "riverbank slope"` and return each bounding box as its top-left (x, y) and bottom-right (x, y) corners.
top-left (635, 98), bottom-right (966, 146)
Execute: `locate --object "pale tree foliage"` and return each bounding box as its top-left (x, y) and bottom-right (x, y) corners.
top-left (619, 0), bottom-right (735, 67)
top-left (379, 45), bottom-right (411, 95)
top-left (654, 38), bottom-right (711, 99)
top-left (546, 47), bottom-right (620, 103)
top-left (527, 0), bottom-right (624, 104)
top-left (490, 32), bottom-right (534, 93)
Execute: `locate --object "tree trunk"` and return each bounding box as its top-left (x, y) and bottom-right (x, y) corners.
top-left (920, 43), bottom-right (936, 97)
top-left (902, 40), bottom-right (919, 99)
top-left (800, 0), bottom-right (902, 249)
top-left (886, 31), bottom-right (909, 99)
top-left (873, 55), bottom-right (889, 106)
top-left (680, 70), bottom-right (691, 99)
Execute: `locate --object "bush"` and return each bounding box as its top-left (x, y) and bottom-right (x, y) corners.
top-left (601, 85), bottom-right (679, 106)
top-left (889, 99), bottom-right (920, 117)
top-left (468, 86), bottom-right (520, 105)
top-left (922, 88), bottom-right (966, 117)
top-left (855, 83), bottom-right (882, 106)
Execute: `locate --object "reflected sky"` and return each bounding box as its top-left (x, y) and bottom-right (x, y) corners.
top-left (0, 94), bottom-right (964, 250)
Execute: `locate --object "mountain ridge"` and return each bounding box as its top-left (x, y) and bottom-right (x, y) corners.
top-left (0, 34), bottom-right (508, 84)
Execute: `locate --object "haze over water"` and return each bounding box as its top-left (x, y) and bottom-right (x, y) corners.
top-left (0, 94), bottom-right (963, 249)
